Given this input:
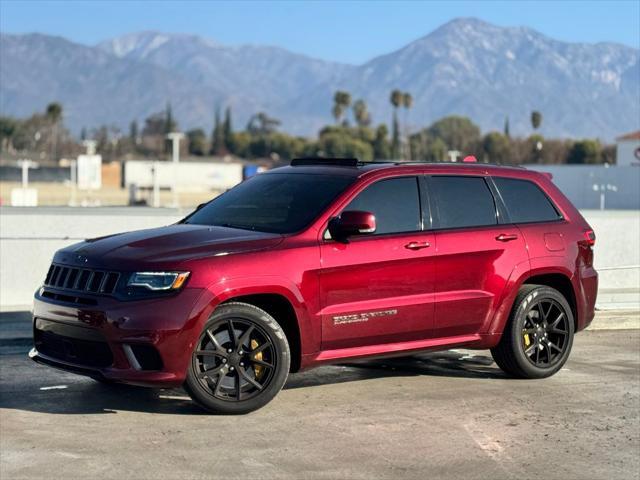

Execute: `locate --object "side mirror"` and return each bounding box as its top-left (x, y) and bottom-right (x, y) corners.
top-left (328, 210), bottom-right (376, 242)
top-left (195, 202), bottom-right (206, 211)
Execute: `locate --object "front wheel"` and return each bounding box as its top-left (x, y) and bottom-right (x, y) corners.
top-left (184, 302), bottom-right (290, 414)
top-left (491, 285), bottom-right (574, 379)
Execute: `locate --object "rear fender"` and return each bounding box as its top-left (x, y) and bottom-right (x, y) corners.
top-left (487, 261), bottom-right (575, 336)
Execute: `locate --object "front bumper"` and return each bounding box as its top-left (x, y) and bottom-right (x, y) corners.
top-left (30, 287), bottom-right (209, 387)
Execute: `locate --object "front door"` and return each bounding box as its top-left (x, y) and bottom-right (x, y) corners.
top-left (319, 176), bottom-right (436, 350)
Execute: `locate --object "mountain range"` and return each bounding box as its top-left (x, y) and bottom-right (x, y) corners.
top-left (1, 18), bottom-right (638, 141)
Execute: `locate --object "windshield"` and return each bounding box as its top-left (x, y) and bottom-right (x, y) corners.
top-left (184, 173), bottom-right (355, 234)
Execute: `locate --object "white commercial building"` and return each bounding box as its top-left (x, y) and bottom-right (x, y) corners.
top-left (616, 131), bottom-right (640, 167)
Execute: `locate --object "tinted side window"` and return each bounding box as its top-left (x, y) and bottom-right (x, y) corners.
top-left (431, 176), bottom-right (497, 229)
top-left (345, 177), bottom-right (421, 235)
top-left (494, 177), bottom-right (561, 223)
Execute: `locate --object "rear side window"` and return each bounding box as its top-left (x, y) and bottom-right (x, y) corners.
top-left (345, 177), bottom-right (421, 235)
top-left (430, 176), bottom-right (497, 229)
top-left (494, 177), bottom-right (561, 223)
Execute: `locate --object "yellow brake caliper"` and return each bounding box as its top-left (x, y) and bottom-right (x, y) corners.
top-left (523, 329), bottom-right (531, 348)
top-left (251, 339), bottom-right (264, 380)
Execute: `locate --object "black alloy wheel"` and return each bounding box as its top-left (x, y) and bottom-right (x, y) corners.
top-left (184, 302), bottom-right (290, 414)
top-left (491, 285), bottom-right (575, 379)
top-left (521, 298), bottom-right (570, 367)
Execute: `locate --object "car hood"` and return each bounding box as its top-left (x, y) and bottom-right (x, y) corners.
top-left (55, 224), bottom-right (284, 269)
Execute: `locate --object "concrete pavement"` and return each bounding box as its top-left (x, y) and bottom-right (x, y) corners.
top-left (1, 315), bottom-right (639, 479)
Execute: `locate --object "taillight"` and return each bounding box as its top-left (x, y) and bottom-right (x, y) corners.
top-left (583, 229), bottom-right (596, 246)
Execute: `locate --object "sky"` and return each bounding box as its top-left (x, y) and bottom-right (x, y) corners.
top-left (1, 0), bottom-right (639, 64)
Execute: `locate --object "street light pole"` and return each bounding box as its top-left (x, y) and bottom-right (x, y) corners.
top-left (592, 183), bottom-right (618, 210)
top-left (166, 132), bottom-right (185, 208)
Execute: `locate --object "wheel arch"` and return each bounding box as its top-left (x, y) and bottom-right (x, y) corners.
top-left (522, 272), bottom-right (578, 332)
top-left (221, 293), bottom-right (303, 372)
top-left (488, 266), bottom-right (578, 337)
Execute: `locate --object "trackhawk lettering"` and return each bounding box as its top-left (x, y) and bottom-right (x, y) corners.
top-left (333, 309), bottom-right (398, 325)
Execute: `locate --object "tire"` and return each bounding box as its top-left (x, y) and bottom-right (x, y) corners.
top-left (184, 302), bottom-right (290, 414)
top-left (491, 285), bottom-right (574, 379)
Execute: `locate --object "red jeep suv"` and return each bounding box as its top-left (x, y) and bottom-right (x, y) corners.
top-left (31, 158), bottom-right (598, 414)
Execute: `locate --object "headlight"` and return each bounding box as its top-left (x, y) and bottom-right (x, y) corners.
top-left (127, 272), bottom-right (190, 291)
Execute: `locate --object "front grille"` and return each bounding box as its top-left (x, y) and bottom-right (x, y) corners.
top-left (34, 319), bottom-right (113, 368)
top-left (44, 263), bottom-right (120, 295)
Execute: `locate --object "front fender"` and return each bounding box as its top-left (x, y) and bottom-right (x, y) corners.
top-left (186, 275), bottom-right (318, 357)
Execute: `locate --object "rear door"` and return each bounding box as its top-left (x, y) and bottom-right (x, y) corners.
top-left (428, 175), bottom-right (529, 337)
top-left (319, 176), bottom-right (436, 350)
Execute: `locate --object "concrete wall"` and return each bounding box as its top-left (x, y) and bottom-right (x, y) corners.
top-left (1, 207), bottom-right (638, 309)
top-left (526, 165), bottom-right (640, 210)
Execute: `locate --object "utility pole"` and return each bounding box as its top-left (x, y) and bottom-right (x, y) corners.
top-left (166, 132), bottom-right (185, 208)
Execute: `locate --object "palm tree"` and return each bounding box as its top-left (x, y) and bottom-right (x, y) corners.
top-left (390, 90), bottom-right (403, 159)
top-left (45, 102), bottom-right (62, 123)
top-left (402, 92), bottom-right (413, 159)
top-left (45, 102), bottom-right (63, 162)
top-left (531, 111), bottom-right (542, 131)
top-left (352, 99), bottom-right (371, 127)
top-left (332, 91), bottom-right (352, 125)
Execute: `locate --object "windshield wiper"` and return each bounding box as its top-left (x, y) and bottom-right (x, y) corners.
top-left (214, 223), bottom-right (257, 231)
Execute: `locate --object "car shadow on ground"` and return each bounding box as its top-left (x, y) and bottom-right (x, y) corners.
top-left (285, 350), bottom-right (507, 390)
top-left (0, 348), bottom-right (507, 416)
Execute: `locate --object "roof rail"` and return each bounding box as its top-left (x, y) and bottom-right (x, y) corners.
top-left (291, 157), bottom-right (359, 167)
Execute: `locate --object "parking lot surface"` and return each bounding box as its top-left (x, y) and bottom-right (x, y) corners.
top-left (1, 325), bottom-right (639, 480)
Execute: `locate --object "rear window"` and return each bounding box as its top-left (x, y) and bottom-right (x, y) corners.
top-left (494, 177), bottom-right (561, 223)
top-left (431, 176), bottom-right (497, 229)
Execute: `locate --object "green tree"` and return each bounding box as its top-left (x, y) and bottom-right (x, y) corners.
top-left (567, 139), bottom-right (601, 164)
top-left (45, 102), bottom-right (62, 123)
top-left (427, 115), bottom-right (482, 153)
top-left (504, 116), bottom-right (510, 138)
top-left (402, 92), bottom-right (413, 159)
top-left (223, 107), bottom-right (233, 152)
top-left (210, 108), bottom-right (226, 155)
top-left (425, 137), bottom-right (448, 162)
top-left (390, 89), bottom-right (402, 159)
top-left (229, 131), bottom-right (252, 158)
top-left (332, 91), bottom-right (352, 125)
top-left (45, 102), bottom-right (63, 161)
top-left (164, 103), bottom-right (177, 133)
top-left (0, 116), bottom-right (17, 152)
top-left (317, 130), bottom-right (373, 161)
top-left (352, 99), bottom-right (371, 127)
top-left (372, 124), bottom-right (391, 159)
top-left (142, 112), bottom-right (166, 136)
top-left (187, 128), bottom-right (207, 156)
top-left (528, 134), bottom-right (545, 163)
top-left (129, 120), bottom-right (138, 143)
top-left (247, 112), bottom-right (281, 136)
top-left (482, 132), bottom-right (512, 164)
top-left (531, 110), bottom-right (542, 130)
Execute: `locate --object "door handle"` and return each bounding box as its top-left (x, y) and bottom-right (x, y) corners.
top-left (405, 241), bottom-right (431, 250)
top-left (496, 233), bottom-right (518, 242)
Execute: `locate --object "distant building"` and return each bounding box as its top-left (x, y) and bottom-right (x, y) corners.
top-left (615, 131), bottom-right (640, 167)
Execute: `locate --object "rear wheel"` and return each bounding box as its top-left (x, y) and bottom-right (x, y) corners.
top-left (491, 285), bottom-right (574, 378)
top-left (184, 302), bottom-right (290, 414)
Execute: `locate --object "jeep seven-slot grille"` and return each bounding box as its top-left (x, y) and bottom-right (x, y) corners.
top-left (44, 264), bottom-right (120, 295)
